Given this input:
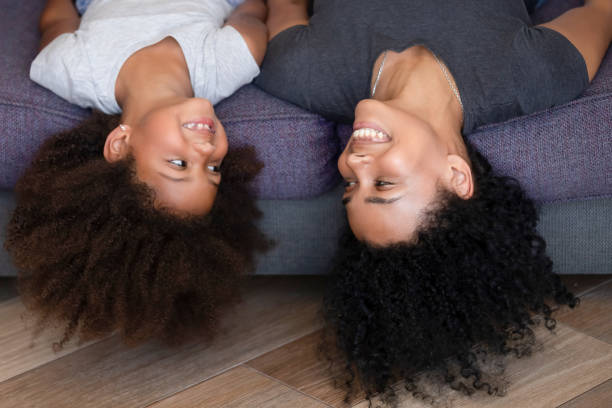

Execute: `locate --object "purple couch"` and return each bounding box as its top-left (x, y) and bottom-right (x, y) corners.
top-left (1, 0), bottom-right (610, 276)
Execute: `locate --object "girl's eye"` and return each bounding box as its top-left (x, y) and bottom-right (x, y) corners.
top-left (344, 180), bottom-right (357, 188)
top-left (375, 180), bottom-right (393, 187)
top-left (169, 159), bottom-right (187, 168)
top-left (207, 165), bottom-right (221, 173)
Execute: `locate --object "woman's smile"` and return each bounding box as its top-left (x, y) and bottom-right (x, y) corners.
top-left (350, 127), bottom-right (391, 143)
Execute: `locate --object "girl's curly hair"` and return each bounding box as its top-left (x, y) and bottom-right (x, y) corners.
top-left (323, 144), bottom-right (578, 405)
top-left (5, 112), bottom-right (270, 348)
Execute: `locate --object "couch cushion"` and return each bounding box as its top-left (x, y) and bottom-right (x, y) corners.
top-left (0, 0), bottom-right (341, 199)
top-left (0, 0), bottom-right (90, 190)
top-left (216, 86), bottom-right (341, 199)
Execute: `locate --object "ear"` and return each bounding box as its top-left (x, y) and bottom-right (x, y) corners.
top-left (103, 125), bottom-right (130, 163)
top-left (446, 154), bottom-right (474, 199)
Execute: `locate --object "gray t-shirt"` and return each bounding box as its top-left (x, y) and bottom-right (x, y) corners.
top-left (255, 0), bottom-right (588, 134)
top-left (31, 0), bottom-right (259, 114)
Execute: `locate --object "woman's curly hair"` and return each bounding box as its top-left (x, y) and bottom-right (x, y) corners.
top-left (5, 112), bottom-right (270, 348)
top-left (323, 144), bottom-right (578, 405)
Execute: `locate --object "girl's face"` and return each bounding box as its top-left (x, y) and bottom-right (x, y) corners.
top-left (126, 97), bottom-right (228, 215)
top-left (338, 99), bottom-right (455, 245)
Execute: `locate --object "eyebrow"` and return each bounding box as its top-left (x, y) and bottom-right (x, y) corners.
top-left (158, 172), bottom-right (219, 187)
top-left (342, 195), bottom-right (404, 205)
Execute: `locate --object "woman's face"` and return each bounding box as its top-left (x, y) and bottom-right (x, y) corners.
top-left (127, 97), bottom-right (228, 215)
top-left (338, 99), bottom-right (453, 245)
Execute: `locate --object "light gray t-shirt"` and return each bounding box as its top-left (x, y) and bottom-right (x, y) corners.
top-left (31, 0), bottom-right (259, 113)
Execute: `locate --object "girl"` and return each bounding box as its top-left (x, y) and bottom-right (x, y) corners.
top-left (5, 0), bottom-right (270, 347)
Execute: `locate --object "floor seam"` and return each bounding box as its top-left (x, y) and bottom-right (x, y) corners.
top-left (575, 277), bottom-right (612, 297)
top-left (0, 330), bottom-right (113, 386)
top-left (555, 320), bottom-right (612, 349)
top-left (243, 364), bottom-right (335, 408)
top-left (553, 323), bottom-right (612, 347)
top-left (554, 377), bottom-right (612, 408)
top-left (142, 327), bottom-right (323, 408)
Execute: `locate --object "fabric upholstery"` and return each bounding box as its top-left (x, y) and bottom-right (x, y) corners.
top-left (216, 86), bottom-right (341, 199)
top-left (0, 1), bottom-right (89, 190)
top-left (537, 197), bottom-right (612, 274)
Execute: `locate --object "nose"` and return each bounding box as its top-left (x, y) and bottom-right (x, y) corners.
top-left (347, 152), bottom-right (372, 167)
top-left (192, 141), bottom-right (215, 158)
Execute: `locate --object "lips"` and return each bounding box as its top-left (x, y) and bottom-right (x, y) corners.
top-left (350, 127), bottom-right (391, 143)
top-left (182, 118), bottom-right (215, 134)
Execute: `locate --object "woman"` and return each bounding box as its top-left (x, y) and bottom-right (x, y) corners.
top-left (255, 0), bottom-right (610, 402)
top-left (5, 0), bottom-right (270, 347)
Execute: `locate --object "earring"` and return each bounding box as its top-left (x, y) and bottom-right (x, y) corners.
top-left (119, 124), bottom-right (127, 131)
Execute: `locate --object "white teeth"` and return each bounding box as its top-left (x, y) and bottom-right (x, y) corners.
top-left (183, 122), bottom-right (213, 132)
top-left (351, 128), bottom-right (389, 142)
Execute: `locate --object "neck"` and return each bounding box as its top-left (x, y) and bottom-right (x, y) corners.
top-left (115, 38), bottom-right (193, 125)
top-left (372, 46), bottom-right (466, 157)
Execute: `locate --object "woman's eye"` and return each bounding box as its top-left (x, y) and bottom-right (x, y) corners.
top-left (375, 180), bottom-right (393, 187)
top-left (169, 159), bottom-right (187, 168)
top-left (344, 180), bottom-right (357, 188)
top-left (207, 165), bottom-right (221, 173)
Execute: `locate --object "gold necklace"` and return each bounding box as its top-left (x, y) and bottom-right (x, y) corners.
top-left (431, 52), bottom-right (463, 111)
top-left (371, 49), bottom-right (463, 113)
top-left (371, 50), bottom-right (388, 98)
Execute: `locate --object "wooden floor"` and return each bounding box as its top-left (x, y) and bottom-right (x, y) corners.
top-left (0, 274), bottom-right (611, 408)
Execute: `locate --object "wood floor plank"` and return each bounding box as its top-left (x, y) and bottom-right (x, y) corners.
top-left (0, 276), bottom-right (325, 408)
top-left (557, 379), bottom-right (612, 408)
top-left (555, 280), bottom-right (612, 344)
top-left (351, 324), bottom-right (612, 408)
top-left (149, 365), bottom-right (328, 408)
top-left (247, 331), bottom-right (364, 407)
top-left (451, 324), bottom-right (612, 408)
top-left (559, 275), bottom-right (612, 297)
top-left (0, 297), bottom-right (100, 383)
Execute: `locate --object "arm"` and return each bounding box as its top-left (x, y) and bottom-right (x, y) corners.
top-left (38, 0), bottom-right (80, 51)
top-left (226, 0), bottom-right (268, 65)
top-left (538, 0), bottom-right (612, 81)
top-left (266, 0), bottom-right (309, 41)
